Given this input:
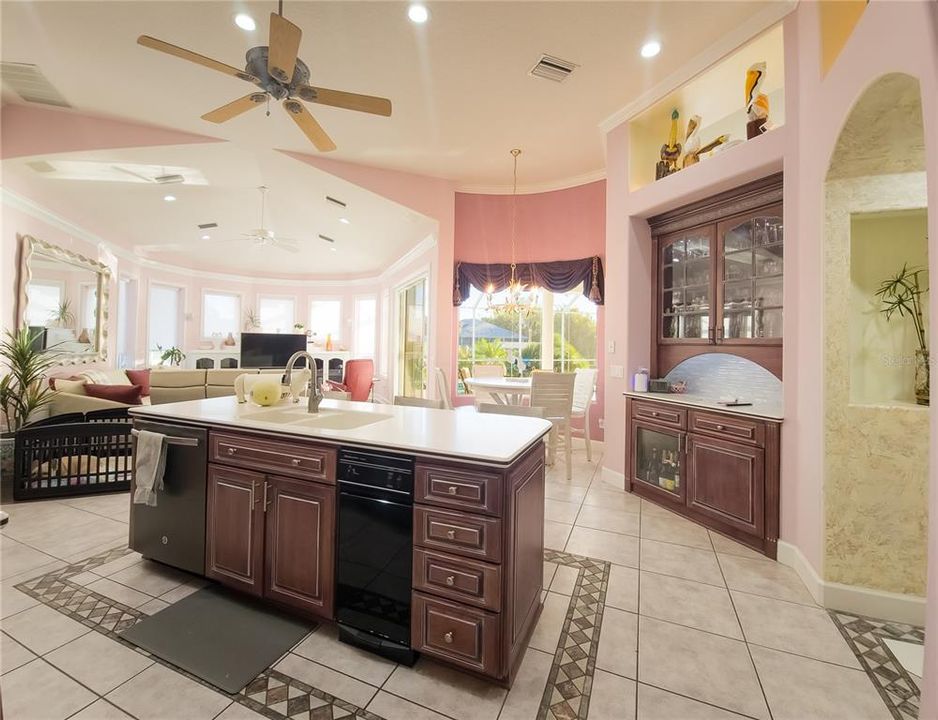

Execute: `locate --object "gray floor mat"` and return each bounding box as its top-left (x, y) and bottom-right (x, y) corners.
top-left (120, 584), bottom-right (316, 694)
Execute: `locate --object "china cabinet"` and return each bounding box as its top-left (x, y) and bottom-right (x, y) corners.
top-left (650, 174), bottom-right (783, 378)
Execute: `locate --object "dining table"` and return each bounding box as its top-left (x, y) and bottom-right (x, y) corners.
top-left (464, 376), bottom-right (532, 405)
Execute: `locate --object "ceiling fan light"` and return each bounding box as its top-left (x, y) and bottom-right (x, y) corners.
top-left (408, 4), bottom-right (429, 24)
top-left (201, 234), bottom-right (210, 240)
top-left (641, 40), bottom-right (661, 58)
top-left (234, 14), bottom-right (256, 31)
top-left (339, 217), bottom-right (350, 225)
top-left (163, 194), bottom-right (176, 202)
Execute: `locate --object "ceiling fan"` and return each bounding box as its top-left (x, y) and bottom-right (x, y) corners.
top-left (136, 1), bottom-right (392, 152)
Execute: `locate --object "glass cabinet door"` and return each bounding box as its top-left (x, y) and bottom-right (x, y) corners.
top-left (631, 423), bottom-right (684, 501)
top-left (660, 228), bottom-right (713, 342)
top-left (718, 204), bottom-right (783, 342)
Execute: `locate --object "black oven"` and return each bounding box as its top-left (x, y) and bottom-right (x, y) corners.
top-left (336, 448), bottom-right (417, 665)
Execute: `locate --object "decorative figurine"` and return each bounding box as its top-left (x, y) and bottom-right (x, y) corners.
top-left (745, 62), bottom-right (769, 139)
top-left (682, 115), bottom-right (730, 167)
top-left (655, 109), bottom-right (682, 180)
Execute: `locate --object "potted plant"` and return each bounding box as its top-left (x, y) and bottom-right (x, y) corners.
top-left (876, 262), bottom-right (929, 405)
top-left (0, 327), bottom-right (58, 480)
top-left (156, 345), bottom-right (186, 367)
top-left (244, 308), bottom-right (261, 332)
top-left (48, 299), bottom-right (75, 329)
top-left (293, 322), bottom-right (306, 335)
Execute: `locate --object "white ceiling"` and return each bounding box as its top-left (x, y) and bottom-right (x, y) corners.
top-left (1, 0), bottom-right (782, 188)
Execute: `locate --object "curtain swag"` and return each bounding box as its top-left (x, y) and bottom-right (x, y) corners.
top-left (453, 256), bottom-right (604, 306)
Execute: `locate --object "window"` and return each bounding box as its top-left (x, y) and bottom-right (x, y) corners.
top-left (80, 283), bottom-right (97, 332)
top-left (308, 299), bottom-right (342, 343)
top-left (25, 281), bottom-right (62, 327)
top-left (398, 278), bottom-right (429, 397)
top-left (258, 296), bottom-right (295, 333)
top-left (202, 291), bottom-right (240, 339)
top-left (354, 296), bottom-right (377, 358)
top-left (457, 284), bottom-right (597, 391)
top-left (148, 284), bottom-right (183, 365)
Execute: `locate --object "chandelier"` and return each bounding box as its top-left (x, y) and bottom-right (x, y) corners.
top-left (486, 148), bottom-right (539, 318)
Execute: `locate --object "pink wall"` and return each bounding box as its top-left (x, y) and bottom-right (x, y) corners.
top-left (455, 182), bottom-right (606, 439)
top-left (603, 2), bottom-right (938, 712)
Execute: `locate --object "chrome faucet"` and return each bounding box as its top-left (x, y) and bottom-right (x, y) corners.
top-left (283, 351), bottom-right (323, 413)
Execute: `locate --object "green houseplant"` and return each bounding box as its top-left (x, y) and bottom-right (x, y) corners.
top-left (156, 345), bottom-right (186, 367)
top-left (244, 308), bottom-right (261, 332)
top-left (876, 262), bottom-right (929, 405)
top-left (49, 298), bottom-right (75, 329)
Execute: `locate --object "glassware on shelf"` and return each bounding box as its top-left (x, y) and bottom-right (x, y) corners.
top-left (635, 426), bottom-right (681, 495)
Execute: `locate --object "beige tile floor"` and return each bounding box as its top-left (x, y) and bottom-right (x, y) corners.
top-left (0, 441), bottom-right (895, 720)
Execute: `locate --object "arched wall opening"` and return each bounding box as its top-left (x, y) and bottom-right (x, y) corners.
top-left (823, 73), bottom-right (930, 622)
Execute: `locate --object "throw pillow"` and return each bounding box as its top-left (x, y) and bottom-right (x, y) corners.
top-left (51, 378), bottom-right (87, 395)
top-left (125, 368), bottom-right (151, 397)
top-left (84, 383), bottom-right (144, 405)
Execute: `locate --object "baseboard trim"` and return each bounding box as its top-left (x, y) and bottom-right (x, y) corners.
top-left (777, 541), bottom-right (926, 625)
top-left (600, 467), bottom-right (626, 488)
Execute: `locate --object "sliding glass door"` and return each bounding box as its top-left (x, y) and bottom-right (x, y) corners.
top-left (397, 277), bottom-right (429, 398)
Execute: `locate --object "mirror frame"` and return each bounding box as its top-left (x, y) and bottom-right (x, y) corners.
top-left (15, 234), bottom-right (111, 366)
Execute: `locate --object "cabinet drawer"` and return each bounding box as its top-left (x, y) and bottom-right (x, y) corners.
top-left (414, 506), bottom-right (502, 563)
top-left (416, 463), bottom-right (502, 517)
top-left (210, 432), bottom-right (336, 483)
top-left (412, 592), bottom-right (500, 677)
top-left (689, 411), bottom-right (765, 446)
top-left (413, 548), bottom-right (501, 611)
top-left (632, 401), bottom-right (685, 429)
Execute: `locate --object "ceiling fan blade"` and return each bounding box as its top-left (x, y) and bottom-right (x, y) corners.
top-left (268, 12), bottom-right (302, 85)
top-left (137, 35), bottom-right (259, 83)
top-left (283, 100), bottom-right (336, 152)
top-left (297, 86), bottom-right (392, 116)
top-left (202, 93), bottom-right (267, 123)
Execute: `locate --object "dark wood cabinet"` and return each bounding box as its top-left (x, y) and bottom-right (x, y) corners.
top-left (650, 174), bottom-right (783, 378)
top-left (626, 397), bottom-right (780, 558)
top-left (206, 465), bottom-right (264, 596)
top-left (264, 475), bottom-right (335, 618)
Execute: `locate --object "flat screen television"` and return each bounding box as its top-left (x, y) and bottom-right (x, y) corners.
top-left (240, 333), bottom-right (307, 368)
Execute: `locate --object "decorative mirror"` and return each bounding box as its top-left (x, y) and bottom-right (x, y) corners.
top-left (15, 234), bottom-right (111, 365)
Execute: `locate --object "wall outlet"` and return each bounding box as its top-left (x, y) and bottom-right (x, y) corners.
top-left (598, 417), bottom-right (605, 429)
top-left (609, 365), bottom-right (624, 378)
top-left (607, 340), bottom-right (616, 353)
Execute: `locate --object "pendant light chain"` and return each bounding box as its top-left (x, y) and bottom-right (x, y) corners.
top-left (509, 148), bottom-right (520, 281)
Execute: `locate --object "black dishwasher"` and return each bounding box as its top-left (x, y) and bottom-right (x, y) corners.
top-left (336, 448), bottom-right (417, 665)
top-left (129, 420), bottom-right (208, 575)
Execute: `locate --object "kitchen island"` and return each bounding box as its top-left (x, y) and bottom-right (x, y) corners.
top-left (128, 396), bottom-right (551, 687)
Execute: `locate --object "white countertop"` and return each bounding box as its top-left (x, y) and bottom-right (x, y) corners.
top-left (623, 390), bottom-right (784, 421)
top-left (130, 396), bottom-right (553, 465)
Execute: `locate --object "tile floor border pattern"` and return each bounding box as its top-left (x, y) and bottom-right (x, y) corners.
top-left (539, 549), bottom-right (612, 720)
top-left (14, 545), bottom-right (381, 720)
top-left (829, 609), bottom-right (925, 720)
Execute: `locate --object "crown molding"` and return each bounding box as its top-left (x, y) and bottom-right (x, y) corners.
top-left (456, 168), bottom-right (606, 195)
top-left (2, 188), bottom-right (438, 287)
top-left (598, 0), bottom-right (797, 134)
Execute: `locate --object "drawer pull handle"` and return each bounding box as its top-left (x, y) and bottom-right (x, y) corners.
top-left (447, 486), bottom-right (458, 495)
top-left (445, 575), bottom-right (455, 586)
top-left (443, 631), bottom-right (454, 644)
top-left (651, 411), bottom-right (659, 417)
top-left (291, 458), bottom-right (301, 466)
top-left (227, 447), bottom-right (237, 455)
top-left (715, 424), bottom-right (725, 431)
top-left (446, 529), bottom-right (456, 539)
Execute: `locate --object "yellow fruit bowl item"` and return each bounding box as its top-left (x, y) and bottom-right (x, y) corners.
top-left (251, 381), bottom-right (283, 407)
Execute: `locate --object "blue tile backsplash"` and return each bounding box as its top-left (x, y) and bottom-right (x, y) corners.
top-left (663, 353), bottom-right (782, 405)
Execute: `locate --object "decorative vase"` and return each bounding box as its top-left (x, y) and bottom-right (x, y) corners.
top-left (915, 349), bottom-right (929, 406)
top-left (223, 332), bottom-right (236, 347)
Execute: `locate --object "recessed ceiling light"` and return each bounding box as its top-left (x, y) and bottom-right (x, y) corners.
top-left (163, 194), bottom-right (176, 202)
top-left (339, 217), bottom-right (350, 225)
top-left (408, 4), bottom-right (429, 24)
top-left (201, 234), bottom-right (210, 240)
top-left (235, 14), bottom-right (256, 31)
top-left (640, 40), bottom-right (661, 59)
top-left (330, 246), bottom-right (337, 252)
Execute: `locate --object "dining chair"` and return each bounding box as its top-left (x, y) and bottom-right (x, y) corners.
top-left (477, 403), bottom-right (545, 418)
top-left (457, 367), bottom-right (473, 394)
top-left (473, 364), bottom-right (506, 378)
top-left (393, 395), bottom-right (445, 409)
top-left (571, 368), bottom-right (598, 461)
top-left (434, 368), bottom-right (454, 410)
top-left (323, 390), bottom-right (351, 400)
top-left (530, 371), bottom-right (576, 480)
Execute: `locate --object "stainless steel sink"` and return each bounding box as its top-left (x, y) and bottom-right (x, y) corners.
top-left (241, 407), bottom-right (391, 430)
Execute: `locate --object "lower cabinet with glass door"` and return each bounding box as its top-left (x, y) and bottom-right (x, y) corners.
top-left (626, 397), bottom-right (780, 558)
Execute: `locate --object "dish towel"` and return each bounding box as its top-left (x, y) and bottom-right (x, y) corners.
top-left (133, 430), bottom-right (168, 507)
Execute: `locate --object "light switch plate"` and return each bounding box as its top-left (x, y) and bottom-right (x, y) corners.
top-left (607, 341), bottom-right (616, 353)
top-left (609, 365), bottom-right (624, 378)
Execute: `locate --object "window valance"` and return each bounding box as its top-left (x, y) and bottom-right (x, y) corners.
top-left (453, 256), bottom-right (604, 306)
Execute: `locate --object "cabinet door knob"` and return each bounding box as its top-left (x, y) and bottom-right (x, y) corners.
top-left (446, 529), bottom-right (456, 539)
top-left (716, 424), bottom-right (725, 431)
top-left (291, 458), bottom-right (301, 466)
top-left (445, 575), bottom-right (455, 586)
top-left (443, 631), bottom-right (454, 644)
top-left (651, 411), bottom-right (659, 417)
top-left (447, 485), bottom-right (458, 495)
top-left (227, 447), bottom-right (237, 455)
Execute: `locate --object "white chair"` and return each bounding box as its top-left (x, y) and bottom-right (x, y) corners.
top-left (434, 368), bottom-right (454, 410)
top-left (322, 390), bottom-right (351, 400)
top-left (571, 368), bottom-right (598, 461)
top-left (530, 372), bottom-right (576, 481)
top-left (473, 364), bottom-right (505, 378)
top-left (394, 395), bottom-right (444, 409)
top-left (477, 403), bottom-right (545, 418)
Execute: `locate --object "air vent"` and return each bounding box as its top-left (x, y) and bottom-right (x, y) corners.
top-left (529, 54), bottom-right (578, 83)
top-left (325, 196), bottom-right (346, 208)
top-left (155, 174), bottom-right (185, 185)
top-left (198, 222), bottom-right (218, 230)
top-left (318, 234), bottom-right (335, 243)
top-left (0, 62), bottom-right (71, 107)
